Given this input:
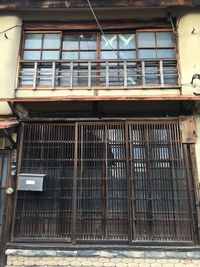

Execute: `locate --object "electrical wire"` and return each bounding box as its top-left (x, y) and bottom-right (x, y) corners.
top-left (0, 24), bottom-right (22, 35)
top-left (86, 0), bottom-right (124, 61)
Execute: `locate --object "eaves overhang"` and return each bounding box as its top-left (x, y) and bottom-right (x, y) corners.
top-left (0, 0), bottom-right (200, 10)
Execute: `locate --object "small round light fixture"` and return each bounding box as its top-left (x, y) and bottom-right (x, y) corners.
top-left (6, 187), bottom-right (14, 195)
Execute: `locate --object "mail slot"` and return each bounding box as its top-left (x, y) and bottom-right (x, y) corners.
top-left (17, 173), bottom-right (46, 191)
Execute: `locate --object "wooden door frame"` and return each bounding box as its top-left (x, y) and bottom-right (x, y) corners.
top-left (0, 150), bottom-right (12, 267)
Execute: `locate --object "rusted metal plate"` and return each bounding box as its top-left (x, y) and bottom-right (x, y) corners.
top-left (0, 0), bottom-right (199, 10)
top-left (180, 116), bottom-right (196, 144)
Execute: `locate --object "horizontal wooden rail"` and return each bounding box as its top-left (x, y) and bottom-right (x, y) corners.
top-left (16, 59), bottom-right (178, 91)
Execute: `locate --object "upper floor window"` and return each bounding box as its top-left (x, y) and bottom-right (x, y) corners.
top-left (22, 30), bottom-right (175, 61)
top-left (19, 30), bottom-right (177, 89)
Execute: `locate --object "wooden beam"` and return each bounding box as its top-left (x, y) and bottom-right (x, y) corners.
top-left (7, 102), bottom-right (20, 120)
top-left (1, 95), bottom-right (200, 102)
top-left (0, 0), bottom-right (199, 10)
top-left (24, 19), bottom-right (171, 31)
top-left (1, 129), bottom-right (17, 148)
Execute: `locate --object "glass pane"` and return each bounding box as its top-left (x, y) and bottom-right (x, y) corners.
top-left (138, 49), bottom-right (156, 59)
top-left (80, 51), bottom-right (96, 60)
top-left (38, 67), bottom-right (52, 85)
top-left (63, 35), bottom-right (78, 50)
top-left (164, 66), bottom-right (177, 84)
top-left (156, 32), bottom-right (174, 47)
top-left (145, 66), bottom-right (159, 84)
top-left (19, 67), bottom-right (34, 85)
top-left (157, 49), bottom-right (175, 58)
top-left (23, 51), bottom-right (41, 60)
top-left (101, 34), bottom-right (117, 50)
top-left (80, 34), bottom-right (96, 50)
top-left (138, 32), bottom-right (155, 47)
top-left (119, 34), bottom-right (135, 49)
top-left (119, 50), bottom-right (136, 59)
top-left (101, 51), bottom-right (118, 60)
top-left (24, 34), bottom-right (42, 49)
top-left (62, 52), bottom-right (78, 60)
top-left (42, 51), bottom-right (60, 60)
top-left (43, 34), bottom-right (61, 49)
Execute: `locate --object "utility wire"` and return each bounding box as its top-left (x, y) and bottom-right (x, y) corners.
top-left (0, 24), bottom-right (22, 35)
top-left (86, 0), bottom-right (124, 61)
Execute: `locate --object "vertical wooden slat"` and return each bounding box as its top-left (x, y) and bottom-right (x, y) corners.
top-left (32, 62), bottom-right (38, 90)
top-left (88, 61), bottom-right (92, 88)
top-left (142, 61), bottom-right (146, 86)
top-left (70, 61), bottom-right (74, 89)
top-left (124, 61), bottom-right (127, 88)
top-left (106, 61), bottom-right (109, 88)
top-left (159, 60), bottom-right (164, 87)
top-left (72, 123), bottom-right (78, 243)
top-left (51, 62), bottom-right (56, 89)
top-left (126, 122), bottom-right (136, 244)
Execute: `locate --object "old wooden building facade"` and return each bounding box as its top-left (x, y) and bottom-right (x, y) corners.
top-left (1, 0), bottom-right (200, 266)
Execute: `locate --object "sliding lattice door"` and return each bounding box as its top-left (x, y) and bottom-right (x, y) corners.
top-left (13, 121), bottom-right (197, 243)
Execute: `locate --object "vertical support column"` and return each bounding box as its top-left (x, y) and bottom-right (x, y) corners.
top-left (11, 124), bottom-right (25, 241)
top-left (125, 122), bottom-right (136, 244)
top-left (72, 123), bottom-right (78, 244)
top-left (180, 116), bottom-right (200, 243)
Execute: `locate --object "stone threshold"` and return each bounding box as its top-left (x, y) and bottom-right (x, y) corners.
top-left (5, 249), bottom-right (200, 259)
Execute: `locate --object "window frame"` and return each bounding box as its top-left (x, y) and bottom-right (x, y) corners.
top-left (21, 29), bottom-right (176, 61)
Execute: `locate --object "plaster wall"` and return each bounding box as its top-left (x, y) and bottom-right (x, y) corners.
top-left (178, 10), bottom-right (200, 95)
top-left (0, 15), bottom-right (22, 115)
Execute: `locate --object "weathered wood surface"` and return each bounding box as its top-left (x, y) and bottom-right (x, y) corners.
top-left (0, 95), bottom-right (200, 102)
top-left (0, 0), bottom-right (199, 10)
top-left (24, 20), bottom-right (170, 31)
top-left (180, 116), bottom-right (196, 144)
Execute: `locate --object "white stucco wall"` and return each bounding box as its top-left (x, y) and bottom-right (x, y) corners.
top-left (173, 11), bottom-right (200, 180)
top-left (0, 15), bottom-right (22, 115)
top-left (178, 10), bottom-right (200, 95)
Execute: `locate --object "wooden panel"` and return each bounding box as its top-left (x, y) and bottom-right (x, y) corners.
top-left (0, 0), bottom-right (199, 10)
top-left (24, 20), bottom-right (171, 31)
top-left (180, 116), bottom-right (196, 144)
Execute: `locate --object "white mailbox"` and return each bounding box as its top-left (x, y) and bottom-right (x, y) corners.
top-left (17, 173), bottom-right (46, 191)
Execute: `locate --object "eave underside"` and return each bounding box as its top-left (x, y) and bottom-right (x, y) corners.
top-left (0, 0), bottom-right (200, 10)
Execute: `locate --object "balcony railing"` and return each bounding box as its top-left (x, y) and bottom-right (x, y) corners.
top-left (17, 59), bottom-right (179, 90)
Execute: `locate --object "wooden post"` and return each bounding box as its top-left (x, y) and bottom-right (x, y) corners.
top-left (51, 62), bottom-right (56, 89)
top-left (88, 61), bottom-right (92, 88)
top-left (33, 62), bottom-right (38, 90)
top-left (159, 60), bottom-right (164, 87)
top-left (124, 61), bottom-right (127, 88)
top-left (106, 61), bottom-right (109, 88)
top-left (142, 61), bottom-right (146, 86)
top-left (70, 62), bottom-right (73, 90)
